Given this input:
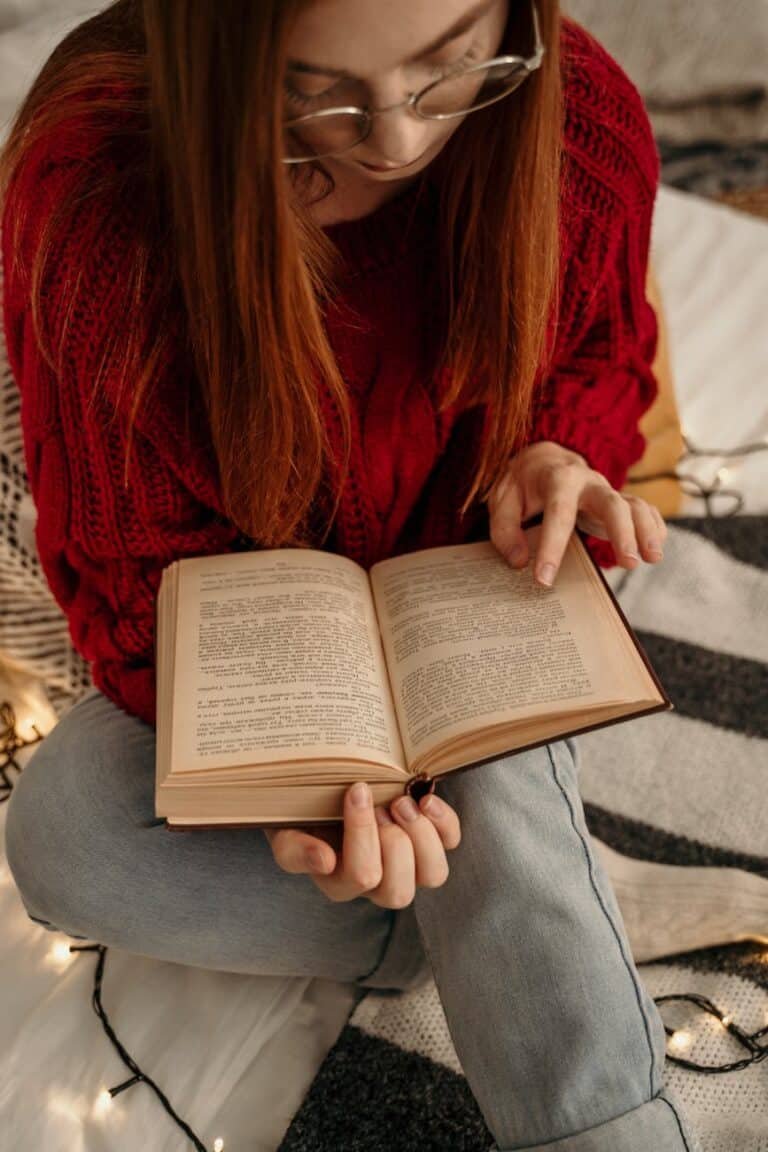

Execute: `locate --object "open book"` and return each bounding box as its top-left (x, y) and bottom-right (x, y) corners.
top-left (155, 520), bottom-right (671, 829)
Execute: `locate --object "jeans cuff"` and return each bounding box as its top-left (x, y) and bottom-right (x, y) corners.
top-left (497, 1089), bottom-right (702, 1152)
top-left (24, 912), bottom-right (89, 941)
top-left (355, 901), bottom-right (433, 992)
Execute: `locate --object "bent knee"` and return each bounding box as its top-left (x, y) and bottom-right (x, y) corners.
top-left (437, 738), bottom-right (578, 804)
top-left (5, 735), bottom-right (78, 924)
top-left (5, 691), bottom-right (153, 929)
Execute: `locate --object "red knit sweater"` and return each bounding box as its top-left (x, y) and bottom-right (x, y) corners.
top-left (2, 21), bottom-right (661, 729)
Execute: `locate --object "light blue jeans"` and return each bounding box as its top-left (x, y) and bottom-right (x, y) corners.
top-left (5, 686), bottom-right (701, 1151)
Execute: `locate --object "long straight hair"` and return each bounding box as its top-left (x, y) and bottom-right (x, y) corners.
top-left (0, 0), bottom-right (564, 549)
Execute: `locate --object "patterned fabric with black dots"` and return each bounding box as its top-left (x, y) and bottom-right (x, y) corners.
top-left (0, 249), bottom-right (93, 719)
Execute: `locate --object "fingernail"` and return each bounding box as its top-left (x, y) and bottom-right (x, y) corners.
top-left (308, 847), bottom-right (327, 871)
top-left (375, 806), bottom-right (394, 826)
top-left (395, 797), bottom-right (419, 822)
top-left (646, 539), bottom-right (663, 558)
top-left (507, 542), bottom-right (527, 566)
top-left (421, 794), bottom-right (443, 818)
top-left (622, 548), bottom-right (641, 561)
top-left (536, 563), bottom-right (556, 586)
top-left (351, 782), bottom-right (370, 808)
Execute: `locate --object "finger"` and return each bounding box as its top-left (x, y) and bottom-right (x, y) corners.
top-left (534, 473), bottom-right (583, 586)
top-left (489, 478), bottom-right (529, 568)
top-left (574, 510), bottom-right (611, 540)
top-left (595, 490), bottom-right (642, 568)
top-left (389, 796), bottom-right (450, 888)
top-left (578, 484), bottom-right (641, 569)
top-left (340, 782), bottom-right (383, 895)
top-left (418, 792), bottom-right (462, 850)
top-left (627, 497), bottom-right (664, 562)
top-left (265, 827), bottom-right (337, 876)
top-left (644, 502), bottom-right (668, 557)
top-left (367, 806), bottom-right (417, 909)
top-left (487, 465), bottom-right (514, 506)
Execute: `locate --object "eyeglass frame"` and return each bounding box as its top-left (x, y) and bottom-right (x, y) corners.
top-left (281, 0), bottom-right (545, 164)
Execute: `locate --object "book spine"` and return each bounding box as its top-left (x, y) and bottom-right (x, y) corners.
top-left (166, 774), bottom-right (437, 830)
top-left (405, 772), bottom-right (436, 801)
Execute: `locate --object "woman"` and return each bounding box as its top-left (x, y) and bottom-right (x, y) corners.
top-left (1, 1), bottom-right (701, 1148)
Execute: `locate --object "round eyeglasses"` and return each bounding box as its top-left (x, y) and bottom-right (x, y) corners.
top-left (282, 0), bottom-right (544, 164)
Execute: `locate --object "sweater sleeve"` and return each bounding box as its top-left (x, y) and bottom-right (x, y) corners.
top-left (530, 49), bottom-right (662, 568)
top-left (1, 146), bottom-right (231, 730)
top-left (2, 326), bottom-right (158, 726)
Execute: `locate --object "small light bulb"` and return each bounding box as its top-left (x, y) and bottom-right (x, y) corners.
top-left (93, 1089), bottom-right (113, 1118)
top-left (45, 939), bottom-right (77, 972)
top-left (213, 1139), bottom-right (225, 1151)
top-left (669, 1030), bottom-right (692, 1052)
top-left (21, 715), bottom-right (38, 737)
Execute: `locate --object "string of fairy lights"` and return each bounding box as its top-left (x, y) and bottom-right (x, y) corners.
top-left (1, 703), bottom-right (225, 1152)
top-left (1, 431), bottom-right (767, 1149)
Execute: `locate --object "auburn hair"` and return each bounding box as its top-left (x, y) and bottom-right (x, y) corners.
top-left (0, 0), bottom-right (564, 549)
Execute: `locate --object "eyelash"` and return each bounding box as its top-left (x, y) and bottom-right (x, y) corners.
top-left (285, 44), bottom-right (481, 108)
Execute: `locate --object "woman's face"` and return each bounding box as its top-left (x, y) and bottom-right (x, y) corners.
top-left (284, 0), bottom-right (510, 187)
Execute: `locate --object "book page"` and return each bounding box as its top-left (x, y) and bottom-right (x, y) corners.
top-left (170, 549), bottom-right (405, 774)
top-left (370, 524), bottom-right (645, 770)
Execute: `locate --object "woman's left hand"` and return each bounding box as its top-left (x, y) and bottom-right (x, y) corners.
top-left (486, 440), bottom-right (668, 587)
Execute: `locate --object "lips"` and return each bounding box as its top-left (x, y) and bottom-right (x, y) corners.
top-left (359, 149), bottom-right (429, 172)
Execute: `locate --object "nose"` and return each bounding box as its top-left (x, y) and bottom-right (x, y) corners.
top-left (361, 89), bottom-right (434, 167)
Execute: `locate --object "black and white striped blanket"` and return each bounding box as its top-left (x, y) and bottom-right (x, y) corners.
top-left (277, 516), bottom-right (768, 1152)
top-left (0, 256), bottom-right (93, 715)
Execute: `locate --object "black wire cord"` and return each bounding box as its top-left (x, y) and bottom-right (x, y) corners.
top-left (623, 432), bottom-right (768, 517)
top-left (73, 943), bottom-right (210, 1150)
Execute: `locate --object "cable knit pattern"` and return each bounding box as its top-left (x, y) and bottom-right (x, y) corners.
top-left (1, 19), bottom-right (661, 728)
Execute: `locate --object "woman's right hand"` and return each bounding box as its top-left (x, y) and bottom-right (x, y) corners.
top-left (264, 782), bottom-right (461, 908)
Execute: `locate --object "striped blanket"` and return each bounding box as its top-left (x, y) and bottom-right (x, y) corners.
top-left (0, 257), bottom-right (93, 715)
top-left (277, 516), bottom-right (768, 1152)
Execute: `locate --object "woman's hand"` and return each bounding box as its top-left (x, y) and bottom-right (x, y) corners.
top-left (264, 782), bottom-right (461, 908)
top-left (486, 440), bottom-right (668, 585)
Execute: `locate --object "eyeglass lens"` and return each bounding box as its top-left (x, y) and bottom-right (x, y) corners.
top-left (284, 61), bottom-right (530, 162)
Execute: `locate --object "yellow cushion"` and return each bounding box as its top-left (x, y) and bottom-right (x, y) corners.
top-left (621, 261), bottom-right (685, 517)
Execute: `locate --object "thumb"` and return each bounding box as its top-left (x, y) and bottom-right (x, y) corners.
top-left (489, 476), bottom-right (529, 568)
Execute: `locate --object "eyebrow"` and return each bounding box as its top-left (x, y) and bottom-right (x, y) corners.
top-left (287, 0), bottom-right (496, 78)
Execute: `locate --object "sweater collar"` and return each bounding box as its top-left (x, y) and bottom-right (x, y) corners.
top-left (321, 169), bottom-right (438, 274)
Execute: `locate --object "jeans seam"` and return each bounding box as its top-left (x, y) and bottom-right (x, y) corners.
top-left (658, 1091), bottom-right (693, 1152)
top-left (354, 907), bottom-right (397, 984)
top-left (546, 743), bottom-right (658, 1102)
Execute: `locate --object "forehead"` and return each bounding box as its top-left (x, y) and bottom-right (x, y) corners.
top-left (286, 0), bottom-right (499, 76)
